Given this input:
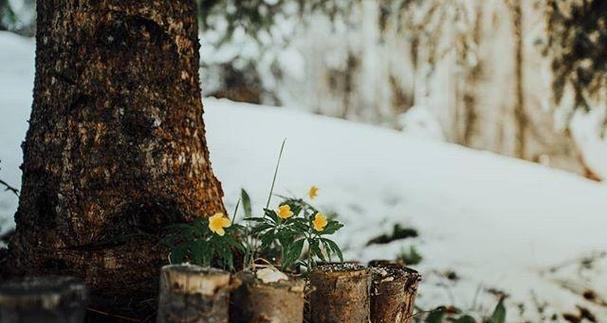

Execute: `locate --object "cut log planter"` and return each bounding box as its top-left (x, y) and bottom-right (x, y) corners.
top-left (369, 263), bottom-right (421, 323)
top-left (229, 271), bottom-right (305, 323)
top-left (157, 264), bottom-right (237, 323)
top-left (310, 263), bottom-right (371, 323)
top-left (0, 276), bottom-right (88, 323)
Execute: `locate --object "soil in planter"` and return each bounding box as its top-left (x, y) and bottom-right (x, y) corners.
top-left (309, 263), bottom-right (371, 323)
top-left (157, 264), bottom-right (236, 323)
top-left (369, 263), bottom-right (421, 323)
top-left (229, 270), bottom-right (305, 323)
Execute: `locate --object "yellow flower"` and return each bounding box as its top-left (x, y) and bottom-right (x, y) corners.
top-left (313, 212), bottom-right (328, 232)
top-left (276, 204), bottom-right (293, 219)
top-left (208, 213), bottom-right (231, 236)
top-left (308, 185), bottom-right (319, 200)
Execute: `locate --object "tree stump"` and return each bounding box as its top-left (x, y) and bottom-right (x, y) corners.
top-left (229, 271), bottom-right (305, 323)
top-left (157, 264), bottom-right (236, 323)
top-left (310, 263), bottom-right (371, 323)
top-left (0, 276), bottom-right (88, 323)
top-left (369, 263), bottom-right (421, 323)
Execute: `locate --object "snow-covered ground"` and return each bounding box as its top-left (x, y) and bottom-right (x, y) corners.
top-left (2, 32), bottom-right (607, 321)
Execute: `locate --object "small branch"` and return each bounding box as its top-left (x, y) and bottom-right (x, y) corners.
top-left (0, 179), bottom-right (18, 197)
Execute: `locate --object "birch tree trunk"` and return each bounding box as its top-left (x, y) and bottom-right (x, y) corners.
top-left (8, 0), bottom-right (224, 302)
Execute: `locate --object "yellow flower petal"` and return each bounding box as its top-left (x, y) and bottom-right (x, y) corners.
top-left (313, 212), bottom-right (328, 232)
top-left (209, 212), bottom-right (231, 235)
top-left (308, 186), bottom-right (319, 200)
top-left (220, 216), bottom-right (232, 228)
top-left (277, 204), bottom-right (293, 219)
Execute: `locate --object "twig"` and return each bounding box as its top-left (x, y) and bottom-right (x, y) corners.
top-left (86, 307), bottom-right (141, 322)
top-left (0, 179), bottom-right (18, 197)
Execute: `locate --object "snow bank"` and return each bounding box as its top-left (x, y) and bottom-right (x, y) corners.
top-left (205, 97), bottom-right (607, 321)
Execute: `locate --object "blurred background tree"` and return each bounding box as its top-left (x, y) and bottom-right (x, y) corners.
top-left (545, 0), bottom-right (607, 113)
top-left (2, 0), bottom-right (607, 178)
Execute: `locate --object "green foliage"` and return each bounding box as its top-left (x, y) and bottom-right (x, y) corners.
top-left (196, 0), bottom-right (352, 44)
top-left (163, 141), bottom-right (345, 273)
top-left (489, 298), bottom-right (506, 323)
top-left (420, 299), bottom-right (506, 323)
top-left (162, 217), bottom-right (245, 270)
top-left (244, 194), bottom-right (344, 272)
top-left (545, 0), bottom-right (607, 111)
top-left (367, 224), bottom-right (418, 245)
top-left (0, 0), bottom-right (17, 31)
top-left (396, 245), bottom-right (423, 266)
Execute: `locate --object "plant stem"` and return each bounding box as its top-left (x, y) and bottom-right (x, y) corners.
top-left (265, 139), bottom-right (286, 209)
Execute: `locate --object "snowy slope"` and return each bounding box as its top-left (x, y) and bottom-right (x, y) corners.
top-left (2, 32), bottom-right (607, 321)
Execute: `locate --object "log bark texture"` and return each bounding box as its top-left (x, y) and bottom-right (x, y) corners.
top-left (369, 264), bottom-right (421, 323)
top-left (229, 271), bottom-right (305, 323)
top-left (310, 263), bottom-right (371, 323)
top-left (0, 276), bottom-right (88, 323)
top-left (8, 0), bottom-right (224, 300)
top-left (157, 264), bottom-right (234, 323)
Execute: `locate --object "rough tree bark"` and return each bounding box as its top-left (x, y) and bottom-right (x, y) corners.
top-left (369, 264), bottom-right (421, 323)
top-left (310, 263), bottom-right (371, 323)
top-left (229, 271), bottom-right (305, 323)
top-left (8, 0), bottom-right (225, 302)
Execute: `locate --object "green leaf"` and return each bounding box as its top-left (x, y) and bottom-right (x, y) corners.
top-left (489, 299), bottom-right (506, 323)
top-left (320, 221), bottom-right (344, 235)
top-left (192, 218), bottom-right (209, 235)
top-left (263, 208), bottom-right (279, 223)
top-left (190, 240), bottom-right (205, 265)
top-left (215, 240), bottom-right (234, 269)
top-left (260, 232), bottom-right (276, 249)
top-left (425, 307), bottom-right (445, 323)
top-left (251, 223), bottom-right (273, 235)
top-left (241, 189), bottom-right (253, 218)
top-left (454, 315), bottom-right (476, 323)
top-left (321, 238), bottom-right (343, 262)
top-left (170, 245), bottom-right (188, 264)
top-left (310, 239), bottom-right (326, 262)
top-left (283, 238), bottom-right (305, 269)
top-left (242, 217), bottom-right (267, 223)
top-left (223, 235), bottom-right (244, 251)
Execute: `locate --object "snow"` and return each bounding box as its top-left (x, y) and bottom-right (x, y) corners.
top-left (397, 105), bottom-right (445, 141)
top-left (2, 31), bottom-right (607, 321)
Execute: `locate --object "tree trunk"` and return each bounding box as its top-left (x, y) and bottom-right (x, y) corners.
top-left (512, 0), bottom-right (526, 159)
top-left (8, 0), bottom-right (224, 302)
